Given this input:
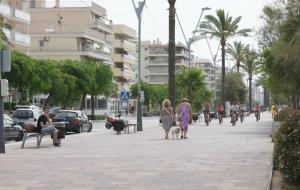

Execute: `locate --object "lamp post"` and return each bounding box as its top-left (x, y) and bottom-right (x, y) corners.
top-left (132, 0), bottom-right (146, 131)
top-left (187, 7), bottom-right (211, 68)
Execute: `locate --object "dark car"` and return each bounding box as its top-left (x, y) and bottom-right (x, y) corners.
top-left (4, 114), bottom-right (24, 141)
top-left (52, 110), bottom-right (92, 133)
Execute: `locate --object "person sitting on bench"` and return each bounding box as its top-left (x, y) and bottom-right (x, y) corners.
top-left (37, 109), bottom-right (61, 147)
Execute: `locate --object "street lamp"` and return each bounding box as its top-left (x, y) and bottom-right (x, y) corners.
top-left (132, 0), bottom-right (146, 131)
top-left (187, 7), bottom-right (211, 68)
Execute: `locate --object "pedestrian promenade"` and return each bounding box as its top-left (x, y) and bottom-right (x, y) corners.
top-left (0, 112), bottom-right (274, 190)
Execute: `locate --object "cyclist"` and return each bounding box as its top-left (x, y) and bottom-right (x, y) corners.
top-left (230, 102), bottom-right (239, 124)
top-left (239, 103), bottom-right (245, 123)
top-left (254, 103), bottom-right (261, 121)
top-left (216, 103), bottom-right (224, 124)
top-left (203, 101), bottom-right (211, 124)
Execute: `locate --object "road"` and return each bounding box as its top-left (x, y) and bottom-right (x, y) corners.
top-left (1, 112), bottom-right (274, 190)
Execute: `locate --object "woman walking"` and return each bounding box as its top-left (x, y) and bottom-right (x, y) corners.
top-left (160, 99), bottom-right (175, 139)
top-left (177, 98), bottom-right (192, 139)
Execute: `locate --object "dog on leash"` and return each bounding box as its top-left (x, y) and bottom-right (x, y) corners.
top-left (171, 126), bottom-right (181, 139)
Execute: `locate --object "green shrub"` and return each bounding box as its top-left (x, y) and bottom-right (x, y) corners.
top-left (4, 102), bottom-right (16, 111)
top-left (87, 115), bottom-right (106, 120)
top-left (274, 109), bottom-right (300, 121)
top-left (273, 112), bottom-right (300, 185)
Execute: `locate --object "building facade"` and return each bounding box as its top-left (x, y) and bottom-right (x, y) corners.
top-left (112, 24), bottom-right (136, 92)
top-left (141, 40), bottom-right (190, 84)
top-left (194, 58), bottom-right (217, 92)
top-left (27, 0), bottom-right (113, 64)
top-left (0, 0), bottom-right (30, 49)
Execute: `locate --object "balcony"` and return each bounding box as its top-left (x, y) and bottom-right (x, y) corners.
top-left (114, 68), bottom-right (136, 80)
top-left (90, 18), bottom-right (113, 34)
top-left (14, 8), bottom-right (30, 24)
top-left (0, 3), bottom-right (11, 18)
top-left (2, 28), bottom-right (30, 46)
top-left (29, 50), bottom-right (111, 62)
top-left (113, 39), bottom-right (136, 52)
top-left (113, 54), bottom-right (136, 65)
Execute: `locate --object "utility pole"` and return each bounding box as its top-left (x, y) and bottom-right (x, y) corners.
top-left (168, 0), bottom-right (176, 109)
top-left (132, 0), bottom-right (146, 131)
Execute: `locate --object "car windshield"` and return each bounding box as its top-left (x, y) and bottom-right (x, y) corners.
top-left (54, 112), bottom-right (78, 119)
top-left (13, 110), bottom-right (33, 119)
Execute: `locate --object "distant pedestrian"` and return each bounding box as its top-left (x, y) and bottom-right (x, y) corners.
top-left (160, 99), bottom-right (175, 139)
top-left (125, 107), bottom-right (128, 117)
top-left (177, 98), bottom-right (192, 139)
top-left (271, 104), bottom-right (277, 119)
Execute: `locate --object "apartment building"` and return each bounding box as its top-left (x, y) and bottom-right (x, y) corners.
top-left (112, 24), bottom-right (137, 92)
top-left (194, 58), bottom-right (217, 92)
top-left (141, 39), bottom-right (190, 84)
top-left (0, 0), bottom-right (30, 49)
top-left (27, 0), bottom-right (113, 64)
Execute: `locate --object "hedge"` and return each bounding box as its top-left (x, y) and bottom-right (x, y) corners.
top-left (274, 109), bottom-right (300, 122)
top-left (273, 110), bottom-right (300, 185)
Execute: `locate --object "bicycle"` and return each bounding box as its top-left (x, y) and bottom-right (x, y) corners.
top-left (204, 112), bottom-right (210, 126)
top-left (240, 110), bottom-right (244, 123)
top-left (231, 111), bottom-right (237, 126)
top-left (218, 112), bottom-right (223, 124)
top-left (255, 110), bottom-right (260, 122)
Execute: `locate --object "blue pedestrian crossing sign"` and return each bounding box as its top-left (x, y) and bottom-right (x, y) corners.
top-left (120, 91), bottom-right (130, 100)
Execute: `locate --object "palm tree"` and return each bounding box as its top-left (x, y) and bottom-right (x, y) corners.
top-left (226, 41), bottom-right (249, 73)
top-left (168, 0), bottom-right (176, 108)
top-left (200, 9), bottom-right (251, 105)
top-left (241, 49), bottom-right (259, 111)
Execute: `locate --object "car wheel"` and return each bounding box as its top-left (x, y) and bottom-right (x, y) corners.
top-left (15, 131), bottom-right (24, 141)
top-left (77, 126), bottom-right (83, 133)
top-left (87, 125), bottom-right (92, 133)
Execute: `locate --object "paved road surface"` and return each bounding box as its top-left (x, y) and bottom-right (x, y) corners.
top-left (0, 112), bottom-right (274, 190)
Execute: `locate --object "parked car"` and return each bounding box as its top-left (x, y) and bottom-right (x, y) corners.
top-left (12, 108), bottom-right (43, 123)
top-left (52, 110), bottom-right (92, 133)
top-left (4, 114), bottom-right (24, 141)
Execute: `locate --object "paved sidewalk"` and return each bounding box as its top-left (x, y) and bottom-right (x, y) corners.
top-left (0, 112), bottom-right (274, 190)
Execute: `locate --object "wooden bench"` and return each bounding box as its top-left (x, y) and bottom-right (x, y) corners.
top-left (21, 122), bottom-right (65, 148)
top-left (124, 123), bottom-right (137, 134)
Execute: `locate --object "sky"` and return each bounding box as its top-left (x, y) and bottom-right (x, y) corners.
top-left (48, 0), bottom-right (273, 68)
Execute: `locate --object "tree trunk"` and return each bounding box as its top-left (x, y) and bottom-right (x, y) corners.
top-left (249, 76), bottom-right (252, 111)
top-left (43, 93), bottom-right (52, 110)
top-left (237, 60), bottom-right (240, 73)
top-left (80, 94), bottom-right (86, 110)
top-left (221, 38), bottom-right (226, 106)
top-left (168, 0), bottom-right (176, 109)
top-left (263, 88), bottom-right (270, 110)
top-left (91, 94), bottom-right (95, 119)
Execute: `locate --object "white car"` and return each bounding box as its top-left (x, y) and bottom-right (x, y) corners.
top-left (12, 108), bottom-right (43, 123)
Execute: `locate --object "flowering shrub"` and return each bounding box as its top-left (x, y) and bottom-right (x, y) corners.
top-left (273, 112), bottom-right (300, 185)
top-left (274, 109), bottom-right (300, 121)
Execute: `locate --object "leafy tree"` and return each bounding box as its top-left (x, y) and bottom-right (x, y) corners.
top-left (89, 63), bottom-right (113, 117)
top-left (3, 51), bottom-right (36, 102)
top-left (258, 0), bottom-right (300, 109)
top-left (216, 72), bottom-right (246, 104)
top-left (200, 9), bottom-right (250, 105)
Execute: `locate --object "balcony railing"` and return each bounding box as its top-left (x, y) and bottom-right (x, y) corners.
top-left (2, 28), bottom-right (30, 46)
top-left (15, 8), bottom-right (31, 23)
top-left (0, 3), bottom-right (11, 17)
top-left (14, 31), bottom-right (31, 45)
top-left (91, 18), bottom-right (113, 34)
top-left (0, 3), bottom-right (30, 24)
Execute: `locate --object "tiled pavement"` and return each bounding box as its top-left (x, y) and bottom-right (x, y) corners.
top-left (0, 112), bottom-right (274, 190)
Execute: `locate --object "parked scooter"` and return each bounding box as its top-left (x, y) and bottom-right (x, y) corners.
top-left (105, 114), bottom-right (128, 135)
